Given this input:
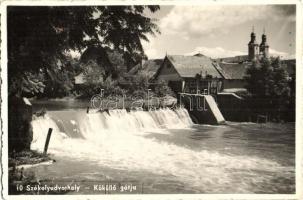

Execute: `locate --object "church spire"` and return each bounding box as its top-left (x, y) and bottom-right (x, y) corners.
top-left (260, 27), bottom-right (269, 59)
top-left (248, 25), bottom-right (258, 61)
top-left (250, 25), bottom-right (256, 42)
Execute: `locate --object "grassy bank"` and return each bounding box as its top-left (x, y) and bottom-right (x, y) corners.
top-left (8, 150), bottom-right (62, 194)
top-left (9, 150), bottom-right (52, 168)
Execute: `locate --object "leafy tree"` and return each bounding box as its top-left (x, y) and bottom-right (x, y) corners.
top-left (8, 6), bottom-right (160, 97)
top-left (80, 46), bottom-right (128, 80)
top-left (96, 6), bottom-right (160, 70)
top-left (8, 7), bottom-right (92, 96)
top-left (7, 6), bottom-right (160, 152)
top-left (244, 57), bottom-right (291, 120)
top-left (129, 73), bottom-right (150, 94)
top-left (245, 58), bottom-right (273, 98)
top-left (80, 60), bottom-right (105, 85)
top-left (41, 56), bottom-right (80, 98)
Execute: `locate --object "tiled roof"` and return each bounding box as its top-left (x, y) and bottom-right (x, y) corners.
top-left (128, 59), bottom-right (163, 79)
top-left (167, 55), bottom-right (222, 78)
top-left (216, 62), bottom-right (249, 80)
top-left (214, 55), bottom-right (249, 63)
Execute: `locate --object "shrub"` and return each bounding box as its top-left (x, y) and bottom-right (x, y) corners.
top-left (154, 80), bottom-right (176, 97)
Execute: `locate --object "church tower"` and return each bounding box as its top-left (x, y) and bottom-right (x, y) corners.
top-left (259, 29), bottom-right (269, 59)
top-left (248, 27), bottom-right (259, 61)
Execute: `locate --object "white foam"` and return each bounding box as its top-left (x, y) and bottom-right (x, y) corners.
top-left (31, 108), bottom-right (292, 193)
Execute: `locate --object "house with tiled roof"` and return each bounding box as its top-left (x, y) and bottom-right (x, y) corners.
top-left (214, 62), bottom-right (251, 91)
top-left (128, 59), bottom-right (163, 79)
top-left (153, 54), bottom-right (223, 94)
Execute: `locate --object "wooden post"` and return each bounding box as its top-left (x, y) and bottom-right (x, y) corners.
top-left (43, 128), bottom-right (53, 155)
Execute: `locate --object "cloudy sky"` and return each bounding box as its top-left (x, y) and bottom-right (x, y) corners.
top-left (143, 5), bottom-right (296, 59)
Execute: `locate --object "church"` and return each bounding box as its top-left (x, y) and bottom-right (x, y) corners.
top-left (216, 28), bottom-right (270, 63)
top-left (215, 28), bottom-right (295, 92)
top-left (152, 29), bottom-right (282, 95)
top-left (248, 28), bottom-right (269, 60)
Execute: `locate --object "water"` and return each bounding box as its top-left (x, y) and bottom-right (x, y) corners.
top-left (29, 105), bottom-right (295, 194)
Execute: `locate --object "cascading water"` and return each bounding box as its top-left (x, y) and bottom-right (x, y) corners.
top-left (31, 107), bottom-right (295, 193)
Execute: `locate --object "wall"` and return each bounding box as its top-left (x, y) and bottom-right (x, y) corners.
top-left (217, 93), bottom-right (250, 121)
top-left (179, 94), bottom-right (225, 125)
top-left (156, 59), bottom-right (182, 81)
top-left (223, 79), bottom-right (246, 89)
top-left (168, 81), bottom-right (183, 94)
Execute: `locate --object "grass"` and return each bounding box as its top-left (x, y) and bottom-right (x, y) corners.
top-left (8, 149), bottom-right (66, 195)
top-left (9, 150), bottom-right (51, 168)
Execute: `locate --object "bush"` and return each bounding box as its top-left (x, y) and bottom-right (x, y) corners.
top-left (154, 80), bottom-right (176, 97)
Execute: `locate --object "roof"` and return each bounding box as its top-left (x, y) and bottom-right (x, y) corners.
top-left (214, 55), bottom-right (248, 63)
top-left (215, 62), bottom-right (249, 80)
top-left (166, 55), bottom-right (222, 78)
top-left (128, 59), bottom-right (163, 79)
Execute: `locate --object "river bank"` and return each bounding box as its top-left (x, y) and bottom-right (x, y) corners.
top-left (31, 95), bottom-right (177, 113)
top-left (8, 150), bottom-right (58, 194)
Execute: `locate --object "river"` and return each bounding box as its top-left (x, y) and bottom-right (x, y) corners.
top-left (27, 100), bottom-right (295, 194)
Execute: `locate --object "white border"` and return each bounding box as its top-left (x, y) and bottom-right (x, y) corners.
top-left (1, 0), bottom-right (302, 200)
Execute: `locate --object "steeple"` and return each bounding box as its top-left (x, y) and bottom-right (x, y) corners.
top-left (250, 26), bottom-right (256, 41)
top-left (248, 26), bottom-right (259, 61)
top-left (259, 27), bottom-right (269, 58)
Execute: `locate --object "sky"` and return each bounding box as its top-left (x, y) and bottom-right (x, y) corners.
top-left (142, 5), bottom-right (296, 59)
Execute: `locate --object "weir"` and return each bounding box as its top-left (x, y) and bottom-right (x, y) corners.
top-left (31, 108), bottom-right (193, 152)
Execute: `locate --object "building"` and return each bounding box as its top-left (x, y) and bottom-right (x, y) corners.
top-left (126, 59), bottom-right (163, 80)
top-left (118, 59), bottom-right (163, 88)
top-left (214, 28), bottom-right (288, 92)
top-left (153, 54), bottom-right (223, 95)
top-left (214, 61), bottom-right (250, 91)
top-left (248, 28), bottom-right (269, 61)
top-left (259, 33), bottom-right (269, 59)
top-left (248, 31), bottom-right (260, 60)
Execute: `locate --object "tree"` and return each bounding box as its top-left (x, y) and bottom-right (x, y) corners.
top-left (81, 60), bottom-right (106, 85)
top-left (41, 56), bottom-right (80, 98)
top-left (7, 6), bottom-right (160, 152)
top-left (244, 57), bottom-right (291, 120)
top-left (128, 73), bottom-right (150, 95)
top-left (245, 58), bottom-right (273, 98)
top-left (8, 6), bottom-right (160, 97)
top-left (96, 6), bottom-right (160, 70)
top-left (155, 80), bottom-right (175, 97)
